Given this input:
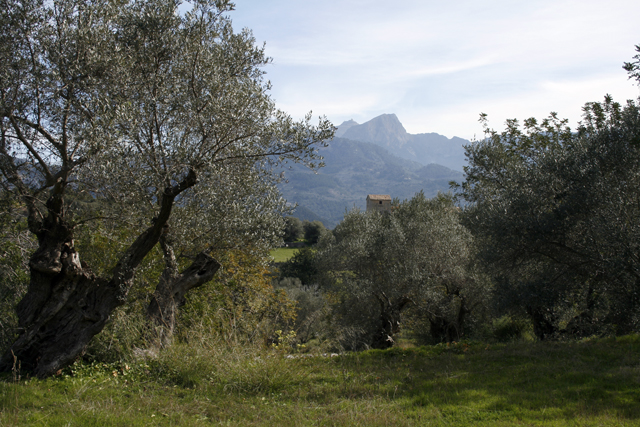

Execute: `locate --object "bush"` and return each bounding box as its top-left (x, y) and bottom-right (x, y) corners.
top-left (275, 278), bottom-right (328, 346)
top-left (0, 209), bottom-right (33, 354)
top-left (278, 247), bottom-right (317, 285)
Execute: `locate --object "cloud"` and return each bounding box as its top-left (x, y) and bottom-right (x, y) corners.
top-left (231, 0), bottom-right (640, 138)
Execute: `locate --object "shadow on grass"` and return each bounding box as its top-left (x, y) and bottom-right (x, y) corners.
top-left (331, 336), bottom-right (640, 423)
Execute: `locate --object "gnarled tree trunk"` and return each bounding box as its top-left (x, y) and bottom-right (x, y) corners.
top-left (146, 235), bottom-right (220, 347)
top-left (371, 293), bottom-right (411, 349)
top-left (5, 212), bottom-right (118, 376)
top-left (0, 171), bottom-right (197, 377)
top-left (427, 291), bottom-right (470, 343)
top-left (527, 306), bottom-right (558, 340)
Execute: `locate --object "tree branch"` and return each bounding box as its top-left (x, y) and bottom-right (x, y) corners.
top-left (109, 169), bottom-right (198, 300)
top-left (7, 116), bottom-right (55, 185)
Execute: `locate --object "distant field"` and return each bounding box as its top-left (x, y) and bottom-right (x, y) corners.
top-left (270, 247), bottom-right (299, 262)
top-left (2, 335), bottom-right (640, 426)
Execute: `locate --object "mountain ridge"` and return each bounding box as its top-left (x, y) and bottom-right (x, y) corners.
top-left (279, 137), bottom-right (463, 228)
top-left (338, 114), bottom-right (470, 172)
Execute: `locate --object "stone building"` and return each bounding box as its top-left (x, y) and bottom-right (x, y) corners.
top-left (366, 194), bottom-right (392, 213)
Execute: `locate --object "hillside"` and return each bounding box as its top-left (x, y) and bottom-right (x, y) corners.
top-left (279, 137), bottom-right (463, 228)
top-left (338, 114), bottom-right (470, 172)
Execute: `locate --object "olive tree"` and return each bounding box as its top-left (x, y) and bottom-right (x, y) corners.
top-left (0, 0), bottom-right (333, 376)
top-left (315, 192), bottom-right (483, 349)
top-left (458, 89), bottom-right (640, 339)
top-left (143, 162), bottom-right (293, 345)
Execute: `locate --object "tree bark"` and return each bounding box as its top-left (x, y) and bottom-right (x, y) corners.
top-left (371, 293), bottom-right (411, 349)
top-left (427, 287), bottom-right (470, 343)
top-left (0, 194), bottom-right (119, 376)
top-left (146, 236), bottom-right (220, 347)
top-left (0, 171), bottom-right (197, 377)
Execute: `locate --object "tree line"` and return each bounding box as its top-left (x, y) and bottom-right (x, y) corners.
top-left (282, 217), bottom-right (327, 245)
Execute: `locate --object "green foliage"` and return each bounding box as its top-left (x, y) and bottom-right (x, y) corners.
top-left (279, 246), bottom-right (318, 285)
top-left (316, 192), bottom-right (487, 349)
top-left (302, 220), bottom-right (327, 244)
top-left (487, 315), bottom-right (533, 343)
top-left (283, 216), bottom-right (304, 242)
top-left (0, 197), bottom-right (34, 354)
top-left (623, 44), bottom-right (640, 83)
top-left (177, 250), bottom-right (296, 347)
top-left (0, 221), bottom-right (35, 353)
top-left (80, 248), bottom-right (297, 363)
top-left (274, 277), bottom-right (329, 346)
top-left (459, 93), bottom-right (640, 339)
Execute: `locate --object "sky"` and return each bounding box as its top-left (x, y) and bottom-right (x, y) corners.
top-left (225, 0), bottom-right (640, 140)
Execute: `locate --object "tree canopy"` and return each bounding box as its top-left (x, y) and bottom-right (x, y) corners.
top-left (283, 217), bottom-right (304, 242)
top-left (0, 0), bottom-right (333, 376)
top-left (458, 89), bottom-right (640, 338)
top-left (315, 192), bottom-right (484, 349)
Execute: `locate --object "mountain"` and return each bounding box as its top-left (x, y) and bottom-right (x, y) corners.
top-left (334, 119), bottom-right (359, 137)
top-left (279, 137), bottom-right (463, 228)
top-left (340, 114), bottom-right (410, 148)
top-left (339, 114), bottom-right (470, 172)
top-left (289, 205), bottom-right (330, 225)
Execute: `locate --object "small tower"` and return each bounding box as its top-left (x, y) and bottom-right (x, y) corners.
top-left (366, 194), bottom-right (392, 213)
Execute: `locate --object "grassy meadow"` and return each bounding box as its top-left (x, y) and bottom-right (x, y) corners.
top-left (270, 247), bottom-right (299, 263)
top-left (1, 335), bottom-right (639, 426)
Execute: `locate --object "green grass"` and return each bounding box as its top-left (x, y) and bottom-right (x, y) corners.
top-left (2, 336), bottom-right (640, 426)
top-left (270, 247), bottom-right (299, 263)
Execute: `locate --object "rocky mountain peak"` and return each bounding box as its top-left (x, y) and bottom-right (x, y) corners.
top-left (341, 113), bottom-right (410, 148)
top-left (335, 119), bottom-right (359, 137)
top-left (335, 113), bottom-right (469, 172)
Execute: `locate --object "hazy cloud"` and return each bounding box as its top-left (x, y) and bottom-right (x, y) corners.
top-left (230, 0), bottom-right (640, 139)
